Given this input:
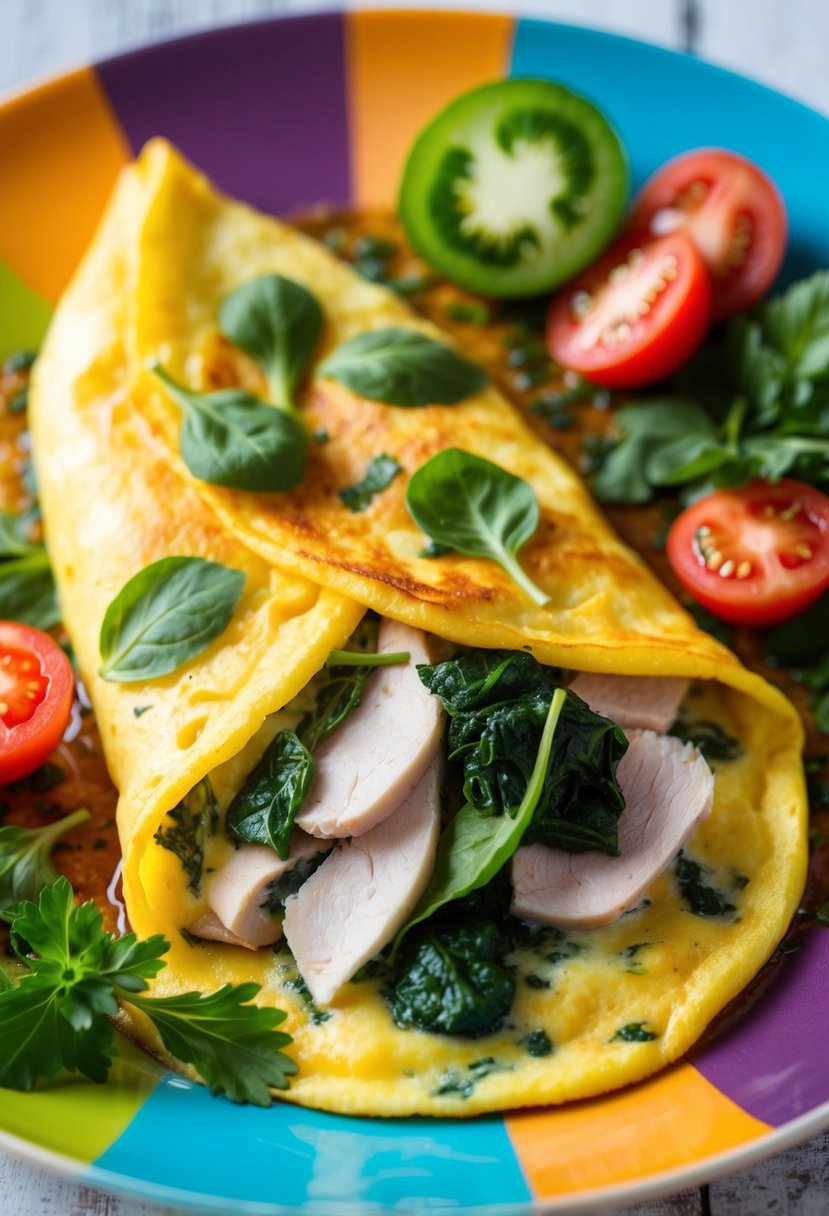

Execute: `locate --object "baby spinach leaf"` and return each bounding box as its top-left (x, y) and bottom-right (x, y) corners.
top-left (0, 808), bottom-right (90, 921)
top-left (319, 327), bottom-right (486, 407)
top-left (99, 555), bottom-right (245, 683)
top-left (406, 448), bottom-right (548, 605)
top-left (392, 688), bottom-right (566, 954)
top-left (339, 453), bottom-right (402, 512)
top-left (152, 364), bottom-right (307, 493)
top-left (227, 732), bottom-right (314, 860)
top-left (389, 920), bottom-right (514, 1038)
top-left (218, 274), bottom-right (323, 414)
top-left (154, 779), bottom-right (219, 896)
top-left (296, 665), bottom-right (374, 752)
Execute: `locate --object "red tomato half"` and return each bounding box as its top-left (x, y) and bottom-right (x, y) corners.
top-left (546, 231), bottom-right (711, 390)
top-left (627, 149), bottom-right (787, 321)
top-left (0, 622), bottom-right (74, 785)
top-left (667, 480), bottom-right (829, 628)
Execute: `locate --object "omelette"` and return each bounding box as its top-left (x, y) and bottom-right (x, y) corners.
top-left (28, 140), bottom-right (807, 1117)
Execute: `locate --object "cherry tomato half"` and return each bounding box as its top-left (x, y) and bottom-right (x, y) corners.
top-left (666, 480), bottom-right (829, 628)
top-left (627, 149), bottom-right (787, 322)
top-left (546, 230), bottom-right (711, 390)
top-left (0, 622), bottom-right (74, 785)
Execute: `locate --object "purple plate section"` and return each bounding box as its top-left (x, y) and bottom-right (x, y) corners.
top-left (95, 15), bottom-right (351, 215)
top-left (694, 927), bottom-right (829, 1126)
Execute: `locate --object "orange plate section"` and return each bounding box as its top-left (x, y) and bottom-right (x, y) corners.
top-left (506, 1064), bottom-right (769, 1199)
top-left (345, 10), bottom-right (514, 209)
top-left (0, 68), bottom-right (129, 302)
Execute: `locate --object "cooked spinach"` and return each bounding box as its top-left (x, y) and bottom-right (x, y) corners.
top-left (262, 851), bottom-right (331, 914)
top-left (226, 732), bottom-right (314, 860)
top-left (319, 327), bottom-right (486, 407)
top-left (152, 364), bottom-right (308, 493)
top-left (389, 920), bottom-right (514, 1038)
top-left (675, 850), bottom-right (738, 920)
top-left (432, 1056), bottom-right (513, 1098)
top-left (218, 274), bottom-right (323, 415)
top-left (296, 664), bottom-right (374, 752)
top-left (406, 449), bottom-right (548, 605)
top-left (520, 1029), bottom-right (554, 1057)
top-left (99, 555), bottom-right (245, 683)
top-left (154, 778), bottom-right (219, 895)
top-left (611, 1022), bottom-right (658, 1043)
top-left (670, 720), bottom-right (742, 763)
top-left (339, 453), bottom-right (402, 512)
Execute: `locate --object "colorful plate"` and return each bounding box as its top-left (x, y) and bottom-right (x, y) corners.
top-left (1, 10), bottom-right (828, 1212)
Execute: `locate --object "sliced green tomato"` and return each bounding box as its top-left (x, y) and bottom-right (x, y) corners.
top-left (398, 78), bottom-right (629, 298)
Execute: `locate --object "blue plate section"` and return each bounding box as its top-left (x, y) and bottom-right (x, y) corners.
top-left (510, 20), bottom-right (829, 282)
top-left (93, 1075), bottom-right (532, 1212)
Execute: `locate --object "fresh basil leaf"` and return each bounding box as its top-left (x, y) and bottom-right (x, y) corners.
top-left (152, 365), bottom-right (307, 493)
top-left (99, 555), bottom-right (245, 683)
top-left (406, 448), bottom-right (547, 605)
top-left (319, 327), bottom-right (486, 407)
top-left (0, 809), bottom-right (90, 921)
top-left (218, 274), bottom-right (323, 412)
top-left (339, 453), bottom-right (402, 512)
top-left (154, 778), bottom-right (219, 896)
top-left (0, 550), bottom-right (60, 629)
top-left (391, 688), bottom-right (566, 955)
top-left (227, 732), bottom-right (314, 860)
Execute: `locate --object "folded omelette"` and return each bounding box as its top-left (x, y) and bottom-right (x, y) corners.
top-left (29, 141), bottom-right (807, 1117)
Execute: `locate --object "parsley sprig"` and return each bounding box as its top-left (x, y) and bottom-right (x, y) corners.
top-left (591, 271), bottom-right (829, 504)
top-left (0, 877), bottom-right (297, 1103)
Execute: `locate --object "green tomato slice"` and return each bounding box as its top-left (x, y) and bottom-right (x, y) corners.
top-left (398, 78), bottom-right (629, 298)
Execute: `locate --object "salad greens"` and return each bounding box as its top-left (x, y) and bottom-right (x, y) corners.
top-left (319, 327), bottom-right (486, 407)
top-left (99, 555), bottom-right (245, 683)
top-left (591, 271), bottom-right (829, 504)
top-left (339, 453), bottom-right (402, 512)
top-left (0, 507), bottom-right (60, 630)
top-left (0, 878), bottom-right (296, 1103)
top-left (406, 448), bottom-right (548, 605)
top-left (0, 808), bottom-right (90, 921)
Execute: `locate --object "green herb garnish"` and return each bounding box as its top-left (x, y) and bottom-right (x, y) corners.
top-left (325, 648), bottom-right (410, 668)
top-left (406, 448), bottom-right (548, 605)
top-left (0, 877), bottom-right (296, 1103)
top-left (0, 507), bottom-right (59, 630)
top-left (0, 808), bottom-right (89, 920)
top-left (99, 555), bottom-right (245, 683)
top-left (319, 327), bottom-right (486, 407)
top-left (339, 453), bottom-right (402, 512)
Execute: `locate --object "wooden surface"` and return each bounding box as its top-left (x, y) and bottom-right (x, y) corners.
top-left (0, 0), bottom-right (827, 1212)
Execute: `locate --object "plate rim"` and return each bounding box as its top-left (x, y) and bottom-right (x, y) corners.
top-left (0, 5), bottom-right (827, 1212)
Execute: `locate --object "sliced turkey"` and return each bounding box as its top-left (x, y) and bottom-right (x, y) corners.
top-left (511, 729), bottom-right (713, 928)
top-left (569, 672), bottom-right (689, 734)
top-left (189, 911), bottom-right (263, 951)
top-left (200, 831), bottom-right (327, 949)
top-left (284, 757), bottom-right (441, 1005)
top-left (295, 618), bottom-right (443, 838)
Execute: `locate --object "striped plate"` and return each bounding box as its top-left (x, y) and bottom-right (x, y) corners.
top-left (1, 10), bottom-right (828, 1212)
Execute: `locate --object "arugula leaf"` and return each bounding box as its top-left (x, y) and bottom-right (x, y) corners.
top-left (154, 778), bottom-right (219, 895)
top-left (389, 921), bottom-right (514, 1038)
top-left (218, 274), bottom-right (323, 414)
top-left (406, 448), bottom-right (548, 605)
top-left (339, 453), bottom-right (402, 512)
top-left (227, 732), bottom-right (314, 860)
top-left (99, 555), bottom-right (245, 683)
top-left (152, 365), bottom-right (307, 493)
top-left (0, 808), bottom-right (90, 921)
top-left (319, 327), bottom-right (486, 407)
top-left (392, 688), bottom-right (566, 955)
top-left (0, 878), bottom-right (296, 1104)
top-left (126, 984), bottom-right (296, 1104)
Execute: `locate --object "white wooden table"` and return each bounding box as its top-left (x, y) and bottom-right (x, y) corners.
top-left (1, 1), bottom-right (827, 1211)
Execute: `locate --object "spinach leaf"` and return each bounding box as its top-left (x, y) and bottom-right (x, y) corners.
top-left (391, 687), bottom-right (566, 953)
top-left (152, 365), bottom-right (307, 493)
top-left (99, 555), bottom-right (245, 683)
top-left (406, 448), bottom-right (548, 605)
top-left (389, 920), bottom-right (514, 1038)
top-left (262, 850), bottom-right (331, 914)
top-left (0, 808), bottom-right (90, 921)
top-left (319, 327), bottom-right (486, 407)
top-left (218, 274), bottom-right (323, 414)
top-left (154, 778), bottom-right (219, 896)
top-left (339, 453), bottom-right (402, 512)
top-left (674, 850), bottom-right (737, 920)
top-left (227, 732), bottom-right (314, 860)
top-left (670, 720), bottom-right (742, 763)
top-left (296, 665), bottom-right (374, 752)
top-left (611, 1022), bottom-right (658, 1043)
top-left (521, 1028), bottom-right (554, 1057)
top-left (0, 550), bottom-right (60, 630)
